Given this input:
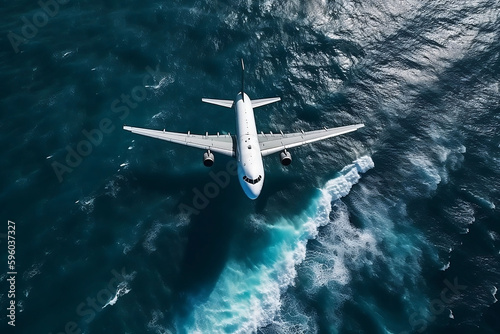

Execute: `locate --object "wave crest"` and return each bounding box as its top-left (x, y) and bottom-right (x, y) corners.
top-left (179, 156), bottom-right (374, 333)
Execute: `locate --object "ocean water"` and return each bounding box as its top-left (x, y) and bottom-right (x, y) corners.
top-left (1, 0), bottom-right (499, 333)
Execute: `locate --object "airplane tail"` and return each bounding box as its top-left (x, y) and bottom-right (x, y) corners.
top-left (241, 58), bottom-right (245, 101)
top-left (240, 59), bottom-right (281, 108)
top-left (200, 59), bottom-right (245, 108)
top-left (202, 59), bottom-right (280, 108)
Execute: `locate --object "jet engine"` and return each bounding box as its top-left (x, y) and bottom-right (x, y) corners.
top-left (203, 150), bottom-right (214, 167)
top-left (280, 150), bottom-right (292, 166)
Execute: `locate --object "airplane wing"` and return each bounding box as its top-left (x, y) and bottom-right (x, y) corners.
top-left (258, 124), bottom-right (364, 157)
top-left (123, 126), bottom-right (235, 157)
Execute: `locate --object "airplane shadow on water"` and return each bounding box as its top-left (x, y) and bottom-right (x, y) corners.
top-left (127, 157), bottom-right (259, 317)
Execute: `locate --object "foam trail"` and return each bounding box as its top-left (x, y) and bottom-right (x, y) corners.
top-left (102, 282), bottom-right (131, 309)
top-left (179, 156), bottom-right (374, 333)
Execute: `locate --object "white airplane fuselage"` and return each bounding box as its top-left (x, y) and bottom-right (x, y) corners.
top-left (234, 92), bottom-right (265, 199)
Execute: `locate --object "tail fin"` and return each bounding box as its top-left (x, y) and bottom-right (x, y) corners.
top-left (241, 58), bottom-right (245, 101)
top-left (202, 59), bottom-right (280, 108)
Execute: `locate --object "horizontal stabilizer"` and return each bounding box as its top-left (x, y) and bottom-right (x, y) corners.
top-left (202, 98), bottom-right (233, 108)
top-left (252, 97), bottom-right (281, 108)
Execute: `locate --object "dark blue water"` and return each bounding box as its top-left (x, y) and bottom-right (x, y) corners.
top-left (1, 0), bottom-right (499, 333)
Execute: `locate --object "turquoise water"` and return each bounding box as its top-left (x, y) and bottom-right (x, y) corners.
top-left (1, 1), bottom-right (499, 333)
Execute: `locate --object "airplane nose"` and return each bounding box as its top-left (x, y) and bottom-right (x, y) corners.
top-left (249, 183), bottom-right (263, 199)
top-left (239, 170), bottom-right (264, 199)
top-left (243, 183), bottom-right (262, 200)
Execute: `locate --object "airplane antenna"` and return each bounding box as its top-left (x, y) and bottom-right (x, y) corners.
top-left (241, 58), bottom-right (245, 101)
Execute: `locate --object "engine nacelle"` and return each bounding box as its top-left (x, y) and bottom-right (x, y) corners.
top-left (203, 150), bottom-right (214, 167)
top-left (280, 150), bottom-right (292, 166)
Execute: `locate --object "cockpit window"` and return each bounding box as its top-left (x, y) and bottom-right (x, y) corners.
top-left (242, 175), bottom-right (262, 184)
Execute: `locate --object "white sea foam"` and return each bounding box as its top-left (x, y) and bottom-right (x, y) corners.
top-left (104, 179), bottom-right (121, 198)
top-left (54, 49), bottom-right (76, 60)
top-left (302, 198), bottom-right (380, 299)
top-left (101, 270), bottom-right (136, 309)
top-left (440, 261), bottom-right (451, 271)
top-left (259, 293), bottom-right (317, 334)
top-left (181, 156), bottom-right (374, 333)
top-left (23, 262), bottom-right (43, 280)
top-left (17, 300), bottom-right (24, 313)
top-left (143, 221), bottom-right (164, 253)
top-left (76, 197), bottom-right (95, 214)
top-left (469, 192), bottom-right (496, 209)
top-left (144, 76), bottom-right (174, 90)
top-left (408, 154), bottom-right (442, 192)
top-left (147, 310), bottom-right (173, 334)
top-left (102, 281), bottom-right (131, 309)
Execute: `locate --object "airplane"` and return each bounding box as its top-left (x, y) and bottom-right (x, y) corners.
top-left (123, 59), bottom-right (364, 199)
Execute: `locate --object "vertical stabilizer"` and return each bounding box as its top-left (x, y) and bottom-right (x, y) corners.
top-left (241, 58), bottom-right (245, 101)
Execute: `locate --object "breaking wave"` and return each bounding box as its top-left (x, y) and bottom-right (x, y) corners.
top-left (178, 156), bottom-right (374, 333)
